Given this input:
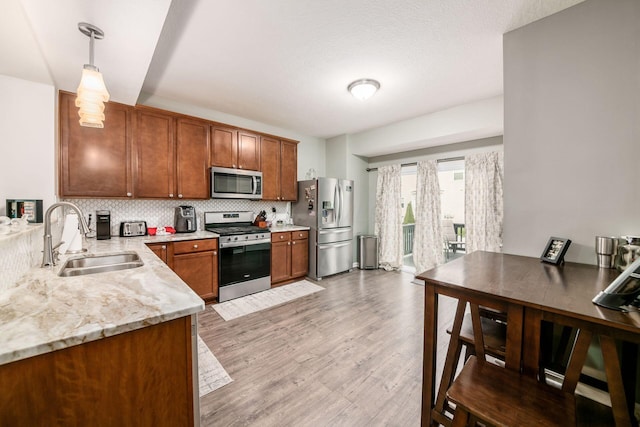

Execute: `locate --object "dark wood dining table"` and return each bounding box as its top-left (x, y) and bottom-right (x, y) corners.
top-left (417, 251), bottom-right (640, 427)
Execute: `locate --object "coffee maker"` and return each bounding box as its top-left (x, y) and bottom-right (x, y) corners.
top-left (174, 206), bottom-right (196, 233)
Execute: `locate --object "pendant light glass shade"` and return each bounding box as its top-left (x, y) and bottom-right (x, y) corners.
top-left (76, 23), bottom-right (109, 128)
top-left (348, 79), bottom-right (380, 100)
top-left (76, 66), bottom-right (109, 128)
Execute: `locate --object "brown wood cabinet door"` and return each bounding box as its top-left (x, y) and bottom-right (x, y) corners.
top-left (59, 91), bottom-right (133, 197)
top-left (260, 137), bottom-right (281, 201)
top-left (173, 250), bottom-right (217, 301)
top-left (210, 126), bottom-right (237, 168)
top-left (176, 118), bottom-right (210, 199)
top-left (134, 109), bottom-right (175, 198)
top-left (237, 131), bottom-right (260, 171)
top-left (146, 243), bottom-right (169, 264)
top-left (280, 140), bottom-right (298, 201)
top-left (271, 240), bottom-right (291, 284)
top-left (291, 236), bottom-right (308, 278)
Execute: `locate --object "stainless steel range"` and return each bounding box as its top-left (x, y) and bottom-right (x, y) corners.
top-left (205, 211), bottom-right (271, 302)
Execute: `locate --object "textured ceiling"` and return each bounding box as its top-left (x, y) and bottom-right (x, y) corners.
top-left (4, 0), bottom-right (585, 154)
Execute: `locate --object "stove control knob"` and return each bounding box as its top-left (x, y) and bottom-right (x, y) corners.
top-left (234, 236), bottom-right (238, 241)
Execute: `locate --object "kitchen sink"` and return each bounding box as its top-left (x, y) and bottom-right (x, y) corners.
top-left (58, 251), bottom-right (144, 277)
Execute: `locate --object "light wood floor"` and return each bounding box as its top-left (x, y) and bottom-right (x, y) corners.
top-left (197, 269), bottom-right (456, 426)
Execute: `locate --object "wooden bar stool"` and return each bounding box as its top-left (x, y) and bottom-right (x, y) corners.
top-left (432, 301), bottom-right (507, 426)
top-left (445, 320), bottom-right (595, 427)
top-left (447, 355), bottom-right (576, 427)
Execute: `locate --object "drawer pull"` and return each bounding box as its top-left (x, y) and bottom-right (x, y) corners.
top-left (193, 244), bottom-right (198, 249)
top-left (161, 245), bottom-right (166, 250)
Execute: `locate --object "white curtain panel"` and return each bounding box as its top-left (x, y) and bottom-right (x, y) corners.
top-left (465, 151), bottom-right (504, 253)
top-left (413, 160), bottom-right (444, 273)
top-left (374, 164), bottom-right (403, 271)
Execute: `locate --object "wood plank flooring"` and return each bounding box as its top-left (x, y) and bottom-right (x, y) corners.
top-left (198, 269), bottom-right (457, 426)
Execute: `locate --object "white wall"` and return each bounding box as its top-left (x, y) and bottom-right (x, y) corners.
top-left (138, 93), bottom-right (327, 180)
top-left (0, 74), bottom-right (56, 215)
top-left (503, 0), bottom-right (640, 264)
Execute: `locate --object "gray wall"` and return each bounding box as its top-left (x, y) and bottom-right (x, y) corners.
top-left (503, 0), bottom-right (640, 264)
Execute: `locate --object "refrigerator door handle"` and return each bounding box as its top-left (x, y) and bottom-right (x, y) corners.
top-left (318, 241), bottom-right (351, 249)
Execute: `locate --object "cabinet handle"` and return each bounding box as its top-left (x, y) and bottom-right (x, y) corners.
top-left (169, 193), bottom-right (174, 198)
top-left (239, 165), bottom-right (243, 169)
top-left (277, 196), bottom-right (280, 200)
top-left (178, 194), bottom-right (183, 198)
top-left (280, 235), bottom-right (284, 239)
top-left (288, 242), bottom-right (291, 246)
top-left (161, 245), bottom-right (166, 250)
top-left (126, 192), bottom-right (132, 197)
top-left (193, 244), bottom-right (198, 249)
top-left (292, 241), bottom-right (296, 245)
top-left (232, 164), bottom-right (236, 168)
top-left (213, 251), bottom-right (217, 255)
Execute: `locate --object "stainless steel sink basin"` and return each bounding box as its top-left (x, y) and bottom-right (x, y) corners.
top-left (58, 251), bottom-right (143, 277)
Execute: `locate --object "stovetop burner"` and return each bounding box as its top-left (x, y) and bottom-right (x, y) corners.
top-left (204, 211), bottom-right (271, 237)
top-left (206, 225), bottom-right (268, 236)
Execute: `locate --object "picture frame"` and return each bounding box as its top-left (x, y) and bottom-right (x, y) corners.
top-left (540, 237), bottom-right (572, 265)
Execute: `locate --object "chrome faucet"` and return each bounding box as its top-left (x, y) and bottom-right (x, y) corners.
top-left (42, 201), bottom-right (90, 267)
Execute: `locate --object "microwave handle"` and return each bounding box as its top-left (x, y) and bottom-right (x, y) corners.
top-left (252, 176), bottom-right (257, 194)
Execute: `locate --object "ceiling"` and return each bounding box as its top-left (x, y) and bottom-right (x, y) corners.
top-left (4, 0), bottom-right (584, 153)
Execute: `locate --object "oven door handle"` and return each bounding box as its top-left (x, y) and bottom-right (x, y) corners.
top-left (219, 239), bottom-right (271, 249)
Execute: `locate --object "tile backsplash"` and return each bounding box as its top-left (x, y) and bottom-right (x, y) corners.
top-left (64, 199), bottom-right (291, 236)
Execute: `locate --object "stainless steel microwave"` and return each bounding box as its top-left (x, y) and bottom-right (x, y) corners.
top-left (210, 167), bottom-right (263, 199)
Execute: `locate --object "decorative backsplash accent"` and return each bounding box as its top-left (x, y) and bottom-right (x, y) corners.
top-left (64, 199), bottom-right (291, 236)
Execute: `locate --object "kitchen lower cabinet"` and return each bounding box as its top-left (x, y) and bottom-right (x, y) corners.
top-left (271, 231), bottom-right (309, 286)
top-left (172, 239), bottom-right (218, 302)
top-left (146, 242), bottom-right (173, 267)
top-left (0, 316), bottom-right (197, 426)
top-left (58, 91), bottom-right (134, 198)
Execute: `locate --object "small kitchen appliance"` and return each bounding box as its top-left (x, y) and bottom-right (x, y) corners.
top-left (210, 167), bottom-right (263, 199)
top-left (95, 210), bottom-right (111, 240)
top-left (174, 206), bottom-right (197, 233)
top-left (119, 221), bottom-right (148, 237)
top-left (205, 211), bottom-right (271, 302)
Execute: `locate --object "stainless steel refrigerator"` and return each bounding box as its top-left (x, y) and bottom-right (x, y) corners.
top-left (293, 178), bottom-right (354, 280)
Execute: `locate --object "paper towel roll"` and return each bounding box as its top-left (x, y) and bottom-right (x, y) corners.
top-left (59, 213), bottom-right (82, 254)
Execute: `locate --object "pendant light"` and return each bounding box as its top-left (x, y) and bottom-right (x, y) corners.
top-left (76, 22), bottom-right (110, 128)
top-left (348, 79), bottom-right (380, 101)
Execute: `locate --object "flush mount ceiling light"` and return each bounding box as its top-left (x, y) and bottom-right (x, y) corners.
top-left (347, 79), bottom-right (380, 101)
top-left (76, 22), bottom-right (110, 128)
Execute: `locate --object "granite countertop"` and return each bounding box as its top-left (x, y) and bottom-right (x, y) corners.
top-left (0, 235), bottom-right (207, 366)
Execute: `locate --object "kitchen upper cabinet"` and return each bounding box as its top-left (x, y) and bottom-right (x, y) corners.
top-left (210, 126), bottom-right (237, 169)
top-left (237, 131), bottom-right (260, 171)
top-left (280, 140), bottom-right (298, 201)
top-left (260, 137), bottom-right (298, 201)
top-left (261, 137), bottom-right (281, 201)
top-left (176, 118), bottom-right (210, 199)
top-left (133, 109), bottom-right (175, 198)
top-left (59, 91), bottom-right (134, 198)
top-left (211, 127), bottom-right (260, 171)
top-left (134, 111), bottom-right (210, 199)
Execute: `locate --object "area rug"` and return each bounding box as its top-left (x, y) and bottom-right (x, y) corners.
top-left (212, 280), bottom-right (324, 321)
top-left (197, 335), bottom-right (232, 397)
